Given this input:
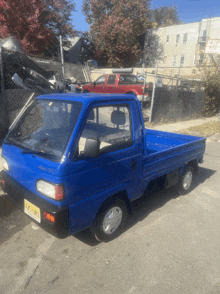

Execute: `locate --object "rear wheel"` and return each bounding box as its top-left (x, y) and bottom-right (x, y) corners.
top-left (177, 165), bottom-right (194, 195)
top-left (90, 199), bottom-right (128, 242)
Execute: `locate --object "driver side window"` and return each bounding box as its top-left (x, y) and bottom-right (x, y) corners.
top-left (76, 105), bottom-right (133, 158)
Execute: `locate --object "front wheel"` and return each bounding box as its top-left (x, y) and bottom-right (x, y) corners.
top-left (90, 199), bottom-right (128, 242)
top-left (177, 165), bottom-right (194, 195)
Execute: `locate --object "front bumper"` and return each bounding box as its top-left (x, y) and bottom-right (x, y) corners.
top-left (0, 171), bottom-right (69, 238)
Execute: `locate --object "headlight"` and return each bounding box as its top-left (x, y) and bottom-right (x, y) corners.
top-left (36, 180), bottom-right (64, 200)
top-left (2, 156), bottom-right (9, 172)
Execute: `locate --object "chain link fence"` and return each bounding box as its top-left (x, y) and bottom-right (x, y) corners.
top-left (0, 48), bottom-right (91, 139)
top-left (140, 65), bottom-right (206, 123)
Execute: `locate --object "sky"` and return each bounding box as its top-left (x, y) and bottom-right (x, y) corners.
top-left (72, 0), bottom-right (220, 32)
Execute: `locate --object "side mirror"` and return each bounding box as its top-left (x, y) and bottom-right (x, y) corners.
top-left (80, 139), bottom-right (99, 158)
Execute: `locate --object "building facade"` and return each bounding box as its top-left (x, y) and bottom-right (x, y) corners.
top-left (155, 17), bottom-right (220, 68)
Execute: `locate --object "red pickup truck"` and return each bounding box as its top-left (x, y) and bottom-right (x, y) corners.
top-left (82, 74), bottom-right (151, 102)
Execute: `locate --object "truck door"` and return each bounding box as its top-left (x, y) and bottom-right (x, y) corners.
top-left (104, 75), bottom-right (117, 93)
top-left (68, 102), bottom-right (144, 232)
top-left (93, 75), bottom-right (107, 93)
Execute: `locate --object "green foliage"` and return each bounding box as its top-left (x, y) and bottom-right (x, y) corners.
top-left (77, 31), bottom-right (96, 64)
top-left (201, 65), bottom-right (220, 117)
top-left (151, 5), bottom-right (182, 28)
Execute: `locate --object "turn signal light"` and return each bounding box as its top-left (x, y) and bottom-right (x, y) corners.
top-left (43, 212), bottom-right (55, 223)
top-left (55, 185), bottom-right (64, 200)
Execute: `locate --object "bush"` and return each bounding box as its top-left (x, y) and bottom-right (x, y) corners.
top-left (201, 66), bottom-right (220, 117)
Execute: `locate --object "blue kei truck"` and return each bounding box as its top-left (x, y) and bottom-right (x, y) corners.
top-left (0, 94), bottom-right (206, 242)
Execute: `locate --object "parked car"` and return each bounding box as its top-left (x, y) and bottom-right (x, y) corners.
top-left (0, 93), bottom-right (206, 242)
top-left (48, 74), bottom-right (65, 92)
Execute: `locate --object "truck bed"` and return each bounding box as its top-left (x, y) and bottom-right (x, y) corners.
top-left (143, 129), bottom-right (206, 181)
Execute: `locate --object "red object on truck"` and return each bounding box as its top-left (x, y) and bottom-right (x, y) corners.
top-left (82, 74), bottom-right (151, 102)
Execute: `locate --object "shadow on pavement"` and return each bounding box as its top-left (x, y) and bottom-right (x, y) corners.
top-left (73, 166), bottom-right (215, 245)
top-left (0, 195), bottom-right (31, 246)
top-left (74, 229), bottom-right (100, 246)
top-left (0, 194), bottom-right (17, 217)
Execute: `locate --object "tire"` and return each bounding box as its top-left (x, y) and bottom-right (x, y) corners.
top-left (90, 199), bottom-right (128, 242)
top-left (177, 165), bottom-right (194, 195)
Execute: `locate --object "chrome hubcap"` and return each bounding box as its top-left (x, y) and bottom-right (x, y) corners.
top-left (183, 171), bottom-right (193, 190)
top-left (103, 207), bottom-right (123, 235)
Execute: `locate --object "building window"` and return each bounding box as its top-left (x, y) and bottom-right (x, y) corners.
top-left (200, 30), bottom-right (207, 43)
top-left (176, 34), bottom-right (180, 46)
top-left (202, 30), bottom-right (207, 42)
top-left (173, 55), bottom-right (177, 66)
top-left (166, 35), bottom-right (169, 43)
top-left (183, 33), bottom-right (187, 45)
top-left (199, 53), bottom-right (204, 65)
top-left (180, 55), bottom-right (184, 66)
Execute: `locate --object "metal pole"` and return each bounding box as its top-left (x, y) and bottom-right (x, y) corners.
top-left (0, 47), bottom-right (5, 94)
top-left (60, 35), bottom-right (66, 93)
top-left (149, 63), bottom-right (158, 123)
top-left (142, 74), bottom-right (148, 104)
top-left (176, 67), bottom-right (180, 88)
top-left (9, 92), bottom-right (35, 130)
top-left (142, 34), bottom-right (147, 104)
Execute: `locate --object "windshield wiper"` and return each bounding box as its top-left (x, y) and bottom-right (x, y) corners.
top-left (4, 139), bottom-right (25, 149)
top-left (21, 150), bottom-right (57, 159)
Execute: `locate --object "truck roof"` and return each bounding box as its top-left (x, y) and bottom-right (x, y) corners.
top-left (37, 93), bottom-right (138, 105)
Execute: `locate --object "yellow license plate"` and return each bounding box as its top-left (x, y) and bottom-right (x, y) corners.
top-left (24, 199), bottom-right (41, 223)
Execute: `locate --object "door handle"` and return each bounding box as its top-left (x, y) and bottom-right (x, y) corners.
top-left (131, 159), bottom-right (137, 171)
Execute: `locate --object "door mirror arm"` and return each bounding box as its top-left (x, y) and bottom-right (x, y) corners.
top-left (80, 139), bottom-right (99, 158)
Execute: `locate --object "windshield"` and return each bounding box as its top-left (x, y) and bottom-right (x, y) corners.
top-left (6, 99), bottom-right (83, 162)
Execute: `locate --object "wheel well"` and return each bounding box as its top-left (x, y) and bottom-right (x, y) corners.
top-left (188, 159), bottom-right (199, 175)
top-left (95, 190), bottom-right (131, 222)
top-left (83, 90), bottom-right (90, 93)
top-left (180, 160), bottom-right (199, 175)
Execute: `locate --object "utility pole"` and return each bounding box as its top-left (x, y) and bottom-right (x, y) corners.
top-left (142, 33), bottom-right (148, 105)
top-left (0, 47), bottom-right (4, 94)
top-left (60, 35), bottom-right (66, 93)
top-left (149, 62), bottom-right (158, 123)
